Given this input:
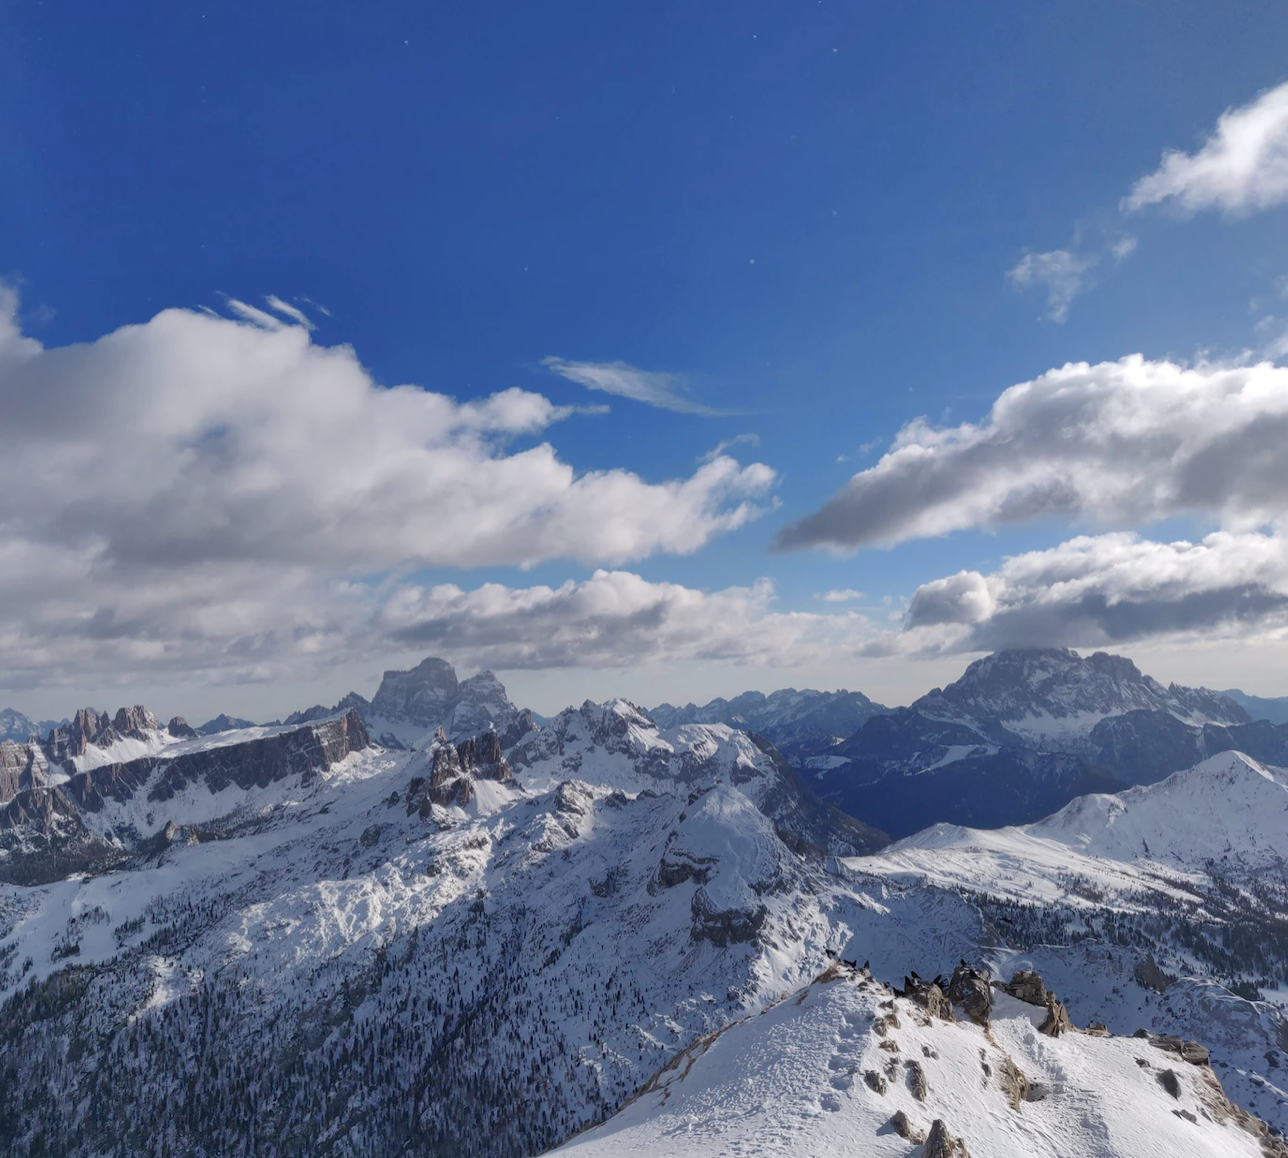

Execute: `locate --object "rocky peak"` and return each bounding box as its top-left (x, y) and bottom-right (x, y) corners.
top-left (113, 705), bottom-right (161, 738)
top-left (370, 656), bottom-right (460, 726)
top-left (167, 717), bottom-right (199, 740)
top-left (45, 707), bottom-right (111, 761)
top-left (449, 670), bottom-right (518, 734)
top-left (917, 647), bottom-right (1249, 729)
top-left (406, 728), bottom-right (514, 813)
top-left (197, 713), bottom-right (257, 735)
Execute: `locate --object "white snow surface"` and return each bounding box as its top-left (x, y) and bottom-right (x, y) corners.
top-left (4, 699), bottom-right (1287, 1151)
top-left (884, 750), bottom-right (1288, 873)
top-left (558, 970), bottom-right (1267, 1158)
top-left (1030, 750), bottom-right (1288, 866)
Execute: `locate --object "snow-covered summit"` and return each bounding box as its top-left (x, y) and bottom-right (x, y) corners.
top-left (559, 966), bottom-right (1279, 1158)
top-left (649, 686), bottom-right (888, 750)
top-left (362, 656), bottom-right (526, 747)
top-left (884, 750), bottom-right (1288, 871)
top-left (917, 647), bottom-right (1248, 739)
top-left (1029, 750), bottom-right (1288, 868)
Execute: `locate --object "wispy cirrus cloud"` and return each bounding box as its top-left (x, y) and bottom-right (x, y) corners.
top-left (542, 356), bottom-right (743, 415)
top-left (1006, 233), bottom-right (1136, 322)
top-left (1125, 81), bottom-right (1288, 215)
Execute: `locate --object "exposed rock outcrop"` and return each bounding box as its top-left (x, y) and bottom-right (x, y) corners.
top-left (997, 969), bottom-right (1049, 1007)
top-left (1038, 993), bottom-right (1073, 1038)
top-left (899, 973), bottom-right (953, 1020)
top-left (946, 961), bottom-right (992, 1026)
top-left (923, 1118), bottom-right (969, 1158)
top-left (1134, 952), bottom-right (1175, 993)
top-left (689, 886), bottom-right (767, 947)
top-left (0, 711), bottom-right (370, 884)
top-left (890, 1109), bottom-right (926, 1143)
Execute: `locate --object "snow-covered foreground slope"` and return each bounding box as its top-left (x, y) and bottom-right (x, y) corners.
top-left (559, 966), bottom-right (1278, 1158)
top-left (845, 749), bottom-right (1288, 1137)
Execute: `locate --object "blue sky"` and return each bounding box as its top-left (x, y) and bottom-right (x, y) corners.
top-left (2, 2), bottom-right (1288, 720)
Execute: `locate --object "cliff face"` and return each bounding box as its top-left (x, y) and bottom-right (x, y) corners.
top-left (0, 710), bottom-right (370, 884)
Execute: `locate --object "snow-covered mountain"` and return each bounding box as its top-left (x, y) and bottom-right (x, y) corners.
top-left (649, 687), bottom-right (889, 752)
top-left (2, 653), bottom-right (1287, 1157)
top-left (196, 712), bottom-right (257, 735)
top-left (812, 648), bottom-right (1280, 837)
top-left (560, 962), bottom-right (1283, 1158)
top-left (1223, 688), bottom-right (1288, 726)
top-left (0, 708), bottom-right (65, 744)
top-left (267, 655), bottom-right (533, 751)
top-left (916, 648), bottom-right (1248, 739)
top-left (0, 693), bottom-right (894, 1155)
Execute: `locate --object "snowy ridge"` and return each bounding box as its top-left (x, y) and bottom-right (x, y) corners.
top-left (559, 967), bottom-right (1276, 1158)
top-left (1030, 750), bottom-right (1288, 867)
top-left (915, 648), bottom-right (1249, 736)
top-left (649, 686), bottom-right (888, 750)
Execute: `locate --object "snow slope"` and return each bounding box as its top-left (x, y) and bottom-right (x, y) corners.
top-left (843, 748), bottom-right (1288, 1136)
top-left (559, 968), bottom-right (1274, 1158)
top-left (1030, 750), bottom-right (1288, 867)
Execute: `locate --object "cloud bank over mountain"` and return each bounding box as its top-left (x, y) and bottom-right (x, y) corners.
top-left (890, 529), bottom-right (1288, 655)
top-left (0, 292), bottom-right (776, 689)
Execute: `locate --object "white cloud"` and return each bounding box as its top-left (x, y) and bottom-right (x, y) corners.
top-left (377, 570), bottom-right (873, 671)
top-left (888, 528), bottom-right (1288, 654)
top-left (542, 356), bottom-right (742, 415)
top-left (1110, 236), bottom-right (1138, 260)
top-left (1006, 249), bottom-right (1097, 322)
top-left (1125, 81), bottom-right (1288, 215)
top-left (701, 433), bottom-right (760, 463)
top-left (265, 295), bottom-right (315, 330)
top-left (0, 290), bottom-right (776, 689)
top-left (814, 589), bottom-right (865, 603)
top-left (775, 355), bottom-right (1288, 552)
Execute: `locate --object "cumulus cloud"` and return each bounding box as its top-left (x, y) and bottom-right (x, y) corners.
top-left (1125, 81), bottom-right (1288, 215)
top-left (376, 570), bottom-right (872, 671)
top-left (774, 355), bottom-right (1288, 552)
top-left (886, 528), bottom-right (1288, 655)
top-left (0, 289), bottom-right (776, 688)
top-left (542, 356), bottom-right (741, 415)
top-left (1006, 249), bottom-right (1097, 322)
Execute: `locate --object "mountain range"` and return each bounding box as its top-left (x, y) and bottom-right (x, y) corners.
top-left (0, 649), bottom-right (1285, 1157)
